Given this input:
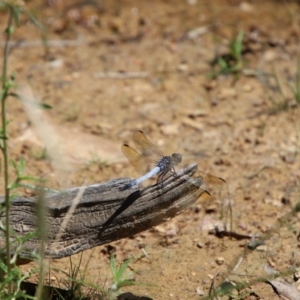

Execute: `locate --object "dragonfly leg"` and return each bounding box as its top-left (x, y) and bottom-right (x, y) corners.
top-left (157, 172), bottom-right (163, 184)
top-left (157, 170), bottom-right (171, 184)
top-left (170, 167), bottom-right (177, 174)
top-left (170, 168), bottom-right (179, 182)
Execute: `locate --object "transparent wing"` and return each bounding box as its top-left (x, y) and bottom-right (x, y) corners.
top-left (195, 170), bottom-right (227, 192)
top-left (192, 169), bottom-right (229, 203)
top-left (176, 162), bottom-right (228, 197)
top-left (121, 144), bottom-right (157, 175)
top-left (132, 130), bottom-right (164, 161)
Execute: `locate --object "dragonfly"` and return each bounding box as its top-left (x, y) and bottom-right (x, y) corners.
top-left (121, 130), bottom-right (182, 190)
top-left (121, 130), bottom-right (227, 196)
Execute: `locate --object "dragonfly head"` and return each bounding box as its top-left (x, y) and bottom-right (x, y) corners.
top-left (171, 153), bottom-right (182, 165)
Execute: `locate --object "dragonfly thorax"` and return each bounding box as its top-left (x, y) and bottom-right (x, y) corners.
top-left (156, 156), bottom-right (172, 171)
top-left (156, 153), bottom-right (182, 171)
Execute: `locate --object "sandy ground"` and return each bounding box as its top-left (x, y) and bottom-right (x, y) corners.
top-left (1, 0), bottom-right (300, 299)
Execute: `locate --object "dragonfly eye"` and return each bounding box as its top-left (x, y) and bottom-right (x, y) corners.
top-left (172, 153), bottom-right (182, 164)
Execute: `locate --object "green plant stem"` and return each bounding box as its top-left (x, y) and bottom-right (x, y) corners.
top-left (35, 192), bottom-right (46, 299)
top-left (1, 9), bottom-right (13, 294)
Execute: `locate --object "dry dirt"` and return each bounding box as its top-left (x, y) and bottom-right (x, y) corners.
top-left (1, 0), bottom-right (300, 299)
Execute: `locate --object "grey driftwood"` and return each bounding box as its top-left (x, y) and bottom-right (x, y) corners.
top-left (0, 164), bottom-right (207, 260)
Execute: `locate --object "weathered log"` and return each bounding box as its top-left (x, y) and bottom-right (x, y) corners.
top-left (0, 164), bottom-right (206, 259)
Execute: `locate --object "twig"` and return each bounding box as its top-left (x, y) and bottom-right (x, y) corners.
top-left (93, 71), bottom-right (149, 79)
top-left (0, 39), bottom-right (83, 48)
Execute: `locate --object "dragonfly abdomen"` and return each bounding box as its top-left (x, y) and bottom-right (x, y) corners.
top-left (121, 166), bottom-right (161, 190)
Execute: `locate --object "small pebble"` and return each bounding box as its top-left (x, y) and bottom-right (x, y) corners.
top-left (218, 88), bottom-right (237, 100)
top-left (47, 59), bottom-right (64, 69)
top-left (193, 204), bottom-right (201, 213)
top-left (196, 286), bottom-right (204, 296)
top-left (241, 84), bottom-right (253, 92)
top-left (177, 63), bottom-right (189, 72)
top-left (239, 2), bottom-right (254, 12)
top-left (160, 124), bottom-right (179, 135)
top-left (216, 257), bottom-right (225, 265)
top-left (187, 0), bottom-right (198, 5)
top-left (263, 49), bottom-right (277, 62)
top-left (197, 242), bottom-right (204, 249)
top-left (294, 268), bottom-right (300, 280)
top-left (256, 245), bottom-right (268, 252)
top-left (185, 109), bottom-right (208, 117)
top-left (281, 152), bottom-right (296, 164)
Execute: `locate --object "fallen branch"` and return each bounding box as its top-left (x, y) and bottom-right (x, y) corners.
top-left (0, 163), bottom-right (206, 260)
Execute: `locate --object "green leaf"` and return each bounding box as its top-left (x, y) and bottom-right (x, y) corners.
top-left (9, 182), bottom-right (18, 191)
top-left (38, 102), bottom-right (52, 109)
top-left (5, 81), bottom-right (16, 91)
top-left (19, 156), bottom-right (25, 174)
top-left (230, 30), bottom-right (244, 60)
top-left (9, 92), bottom-right (52, 109)
top-left (21, 7), bottom-right (45, 31)
top-left (11, 5), bottom-right (20, 27)
top-left (117, 279), bottom-right (136, 288)
top-left (218, 57), bottom-right (228, 70)
top-left (18, 175), bottom-right (35, 181)
top-left (110, 255), bottom-right (117, 279)
top-left (0, 89), bottom-right (5, 101)
top-left (118, 258), bottom-right (131, 279)
top-left (0, 132), bottom-right (8, 140)
top-left (10, 71), bottom-right (17, 81)
top-left (10, 159), bottom-right (18, 173)
top-left (10, 157), bottom-right (46, 190)
top-left (19, 175), bottom-right (44, 182)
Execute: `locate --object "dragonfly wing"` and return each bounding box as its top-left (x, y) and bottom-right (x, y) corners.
top-left (132, 130), bottom-right (164, 161)
top-left (196, 171), bottom-right (226, 189)
top-left (121, 144), bottom-right (154, 175)
top-left (177, 163), bottom-right (227, 195)
top-left (194, 171), bottom-right (228, 192)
